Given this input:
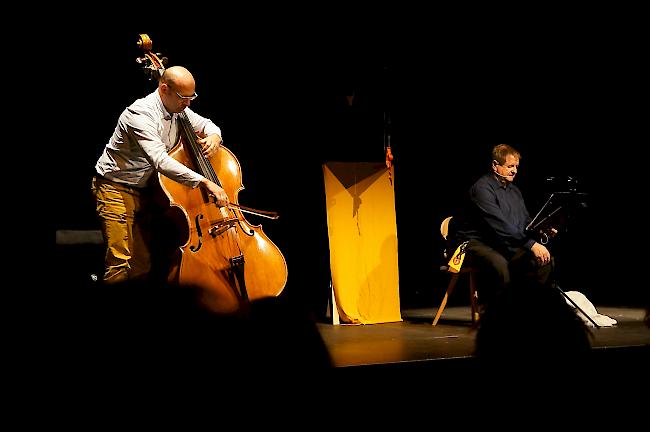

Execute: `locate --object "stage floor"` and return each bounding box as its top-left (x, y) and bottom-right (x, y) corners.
top-left (317, 305), bottom-right (649, 369)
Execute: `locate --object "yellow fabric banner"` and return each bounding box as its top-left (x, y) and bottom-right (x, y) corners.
top-left (322, 162), bottom-right (402, 324)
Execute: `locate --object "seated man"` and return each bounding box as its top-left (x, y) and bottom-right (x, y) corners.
top-left (452, 143), bottom-right (553, 307)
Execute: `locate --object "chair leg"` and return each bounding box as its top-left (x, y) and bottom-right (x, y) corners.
top-left (433, 273), bottom-right (460, 326)
top-left (469, 271), bottom-right (479, 324)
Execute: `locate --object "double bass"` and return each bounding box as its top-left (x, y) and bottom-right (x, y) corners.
top-left (136, 34), bottom-right (288, 314)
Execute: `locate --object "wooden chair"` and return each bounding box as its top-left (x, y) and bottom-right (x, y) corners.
top-left (432, 216), bottom-right (480, 326)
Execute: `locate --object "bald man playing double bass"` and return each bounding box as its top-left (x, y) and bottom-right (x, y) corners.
top-left (92, 66), bottom-right (229, 284)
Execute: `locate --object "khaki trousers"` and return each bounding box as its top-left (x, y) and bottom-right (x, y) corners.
top-left (91, 176), bottom-right (152, 283)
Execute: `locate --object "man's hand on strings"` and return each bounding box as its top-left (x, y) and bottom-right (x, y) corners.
top-left (197, 133), bottom-right (222, 158)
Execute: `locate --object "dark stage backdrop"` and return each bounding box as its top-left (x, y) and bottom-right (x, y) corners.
top-left (55, 21), bottom-right (643, 318)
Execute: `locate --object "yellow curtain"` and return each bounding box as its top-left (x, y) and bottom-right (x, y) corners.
top-left (322, 162), bottom-right (402, 324)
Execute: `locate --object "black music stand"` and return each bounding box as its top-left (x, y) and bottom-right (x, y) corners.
top-left (526, 191), bottom-right (589, 244)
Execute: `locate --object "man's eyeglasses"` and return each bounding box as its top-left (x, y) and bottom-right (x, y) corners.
top-left (175, 90), bottom-right (198, 101)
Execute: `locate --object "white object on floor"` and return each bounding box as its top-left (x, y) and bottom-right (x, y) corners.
top-left (564, 291), bottom-right (617, 327)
